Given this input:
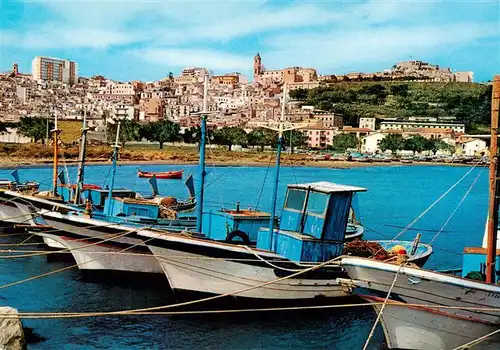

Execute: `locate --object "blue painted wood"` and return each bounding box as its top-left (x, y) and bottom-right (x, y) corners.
top-left (462, 251), bottom-right (500, 282)
top-left (203, 211), bottom-right (271, 242)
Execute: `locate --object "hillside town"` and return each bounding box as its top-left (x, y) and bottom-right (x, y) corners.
top-left (0, 54), bottom-right (486, 156)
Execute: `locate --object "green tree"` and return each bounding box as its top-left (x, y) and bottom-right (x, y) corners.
top-left (390, 84), bottom-right (409, 98)
top-left (142, 120), bottom-right (181, 149)
top-left (106, 119), bottom-right (141, 147)
top-left (284, 130), bottom-right (308, 153)
top-left (0, 121), bottom-right (8, 134)
top-left (17, 117), bottom-right (53, 143)
top-left (329, 133), bottom-right (357, 152)
top-left (248, 128), bottom-right (276, 151)
top-left (427, 138), bottom-right (455, 154)
top-left (213, 127), bottom-right (248, 151)
top-left (289, 88), bottom-right (308, 101)
top-left (404, 135), bottom-right (428, 154)
top-left (181, 126), bottom-right (200, 144)
top-left (379, 134), bottom-right (405, 153)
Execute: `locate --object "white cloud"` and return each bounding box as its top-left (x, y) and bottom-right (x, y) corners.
top-left (2, 27), bottom-right (141, 49)
top-left (261, 22), bottom-right (499, 73)
top-left (130, 48), bottom-right (249, 71)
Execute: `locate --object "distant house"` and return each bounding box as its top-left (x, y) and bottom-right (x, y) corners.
top-left (0, 127), bottom-right (32, 144)
top-left (458, 139), bottom-right (487, 156)
top-left (362, 132), bottom-right (386, 153)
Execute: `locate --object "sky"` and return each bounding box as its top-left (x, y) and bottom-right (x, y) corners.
top-left (0, 0), bottom-right (499, 82)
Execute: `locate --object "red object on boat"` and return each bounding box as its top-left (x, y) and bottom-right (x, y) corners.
top-left (82, 184), bottom-right (102, 190)
top-left (137, 170), bottom-right (183, 179)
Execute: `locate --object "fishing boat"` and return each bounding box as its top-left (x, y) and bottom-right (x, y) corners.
top-left (138, 170), bottom-right (183, 179)
top-left (29, 212), bottom-right (166, 276)
top-left (138, 82), bottom-right (432, 301)
top-left (339, 75), bottom-right (500, 349)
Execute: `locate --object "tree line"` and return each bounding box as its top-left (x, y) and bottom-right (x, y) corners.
top-left (289, 82), bottom-right (492, 130)
top-left (106, 120), bottom-right (308, 152)
top-left (378, 134), bottom-right (455, 154)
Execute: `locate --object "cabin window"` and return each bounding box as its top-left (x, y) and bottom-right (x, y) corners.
top-left (306, 191), bottom-right (328, 216)
top-left (285, 189), bottom-right (306, 211)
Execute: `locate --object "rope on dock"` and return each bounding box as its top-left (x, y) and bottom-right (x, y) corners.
top-left (363, 264), bottom-right (403, 350)
top-left (452, 328), bottom-right (500, 349)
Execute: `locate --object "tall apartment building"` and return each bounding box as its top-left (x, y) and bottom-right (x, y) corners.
top-left (31, 56), bottom-right (78, 84)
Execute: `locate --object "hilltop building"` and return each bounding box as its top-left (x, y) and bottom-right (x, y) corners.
top-left (31, 56), bottom-right (78, 84)
top-left (253, 53), bottom-right (318, 87)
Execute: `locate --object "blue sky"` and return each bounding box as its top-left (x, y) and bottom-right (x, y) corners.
top-left (1, 0), bottom-right (499, 82)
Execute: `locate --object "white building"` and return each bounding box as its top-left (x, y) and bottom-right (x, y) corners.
top-left (0, 128), bottom-right (32, 143)
top-left (362, 132), bottom-right (387, 153)
top-left (32, 56), bottom-right (78, 84)
top-left (359, 117), bottom-right (376, 130)
top-left (113, 104), bottom-right (135, 120)
top-left (380, 120), bottom-right (465, 133)
top-left (106, 82), bottom-right (135, 95)
top-left (460, 139), bottom-right (487, 156)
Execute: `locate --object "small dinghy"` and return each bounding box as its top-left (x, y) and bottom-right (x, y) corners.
top-left (137, 170), bottom-right (183, 179)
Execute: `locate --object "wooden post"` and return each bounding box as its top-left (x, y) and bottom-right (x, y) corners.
top-left (486, 75), bottom-right (500, 283)
top-left (52, 115), bottom-right (60, 196)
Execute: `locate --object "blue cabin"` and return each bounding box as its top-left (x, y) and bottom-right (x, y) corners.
top-left (462, 247), bottom-right (500, 283)
top-left (257, 181), bottom-right (366, 262)
top-left (202, 207), bottom-right (275, 243)
top-left (83, 188), bottom-right (136, 209)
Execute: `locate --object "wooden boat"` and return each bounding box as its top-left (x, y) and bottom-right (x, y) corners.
top-left (339, 75), bottom-right (500, 349)
top-left (138, 170), bottom-right (183, 179)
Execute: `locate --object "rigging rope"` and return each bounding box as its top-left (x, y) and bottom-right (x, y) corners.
top-left (429, 167), bottom-right (484, 244)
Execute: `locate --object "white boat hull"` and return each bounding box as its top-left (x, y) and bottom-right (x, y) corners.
top-left (60, 237), bottom-right (164, 274)
top-left (0, 202), bottom-right (34, 225)
top-left (341, 257), bottom-right (500, 349)
top-left (148, 245), bottom-right (347, 300)
top-left (370, 299), bottom-right (499, 349)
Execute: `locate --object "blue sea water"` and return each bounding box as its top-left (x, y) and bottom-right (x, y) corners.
top-left (0, 163), bottom-right (488, 349)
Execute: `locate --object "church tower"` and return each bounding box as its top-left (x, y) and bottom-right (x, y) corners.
top-left (253, 53), bottom-right (262, 82)
top-left (12, 63), bottom-right (19, 76)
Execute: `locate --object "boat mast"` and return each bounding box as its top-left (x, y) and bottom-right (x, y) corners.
top-left (267, 83), bottom-right (288, 247)
top-left (51, 114), bottom-right (61, 197)
top-left (196, 74), bottom-right (209, 233)
top-left (106, 122), bottom-right (121, 216)
top-left (255, 84), bottom-right (309, 249)
top-left (486, 75), bottom-right (500, 283)
top-left (74, 109), bottom-right (88, 204)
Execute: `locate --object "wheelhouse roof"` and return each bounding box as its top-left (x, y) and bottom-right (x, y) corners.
top-left (288, 181), bottom-right (367, 194)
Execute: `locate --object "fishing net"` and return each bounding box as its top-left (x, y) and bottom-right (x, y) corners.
top-left (343, 239), bottom-right (393, 260)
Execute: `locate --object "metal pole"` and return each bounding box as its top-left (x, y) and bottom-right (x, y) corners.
top-left (486, 75), bottom-right (500, 283)
top-left (268, 83), bottom-right (287, 249)
top-left (52, 114), bottom-right (60, 196)
top-left (196, 75), bottom-right (209, 233)
top-left (106, 122), bottom-right (121, 216)
top-left (74, 109), bottom-right (88, 204)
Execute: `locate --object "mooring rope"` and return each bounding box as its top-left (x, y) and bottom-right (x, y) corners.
top-left (0, 227), bottom-right (146, 289)
top-left (452, 328), bottom-right (500, 349)
top-left (363, 264), bottom-right (403, 350)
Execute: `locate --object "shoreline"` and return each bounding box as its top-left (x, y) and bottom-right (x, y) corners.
top-left (0, 157), bottom-right (482, 170)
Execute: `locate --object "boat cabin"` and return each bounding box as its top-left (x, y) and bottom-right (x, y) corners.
top-left (202, 206), bottom-right (275, 243)
top-left (83, 188), bottom-right (137, 209)
top-left (256, 181), bottom-right (366, 262)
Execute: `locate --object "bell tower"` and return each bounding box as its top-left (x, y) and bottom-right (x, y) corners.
top-left (253, 53), bottom-right (262, 82)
